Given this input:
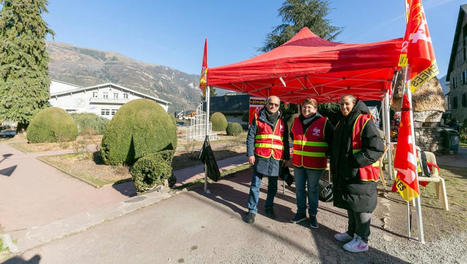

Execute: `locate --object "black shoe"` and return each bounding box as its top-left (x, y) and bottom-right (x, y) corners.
top-left (244, 212), bottom-right (255, 224)
top-left (285, 175), bottom-right (294, 187)
top-left (309, 215), bottom-right (319, 229)
top-left (265, 208), bottom-right (276, 219)
top-left (291, 213), bottom-right (307, 224)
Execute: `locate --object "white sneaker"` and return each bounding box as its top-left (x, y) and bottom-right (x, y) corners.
top-left (343, 235), bottom-right (369, 253)
top-left (334, 232), bottom-right (353, 243)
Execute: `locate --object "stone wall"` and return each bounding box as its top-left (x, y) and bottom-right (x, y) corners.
top-left (414, 122), bottom-right (442, 153)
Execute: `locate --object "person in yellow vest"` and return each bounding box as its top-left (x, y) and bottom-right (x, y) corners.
top-left (330, 95), bottom-right (384, 253)
top-left (243, 95), bottom-right (290, 224)
top-left (290, 98), bottom-right (334, 229)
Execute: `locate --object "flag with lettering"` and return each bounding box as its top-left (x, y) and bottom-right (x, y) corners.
top-left (393, 94), bottom-right (419, 202)
top-left (200, 39), bottom-right (208, 96)
top-left (398, 0), bottom-right (438, 91)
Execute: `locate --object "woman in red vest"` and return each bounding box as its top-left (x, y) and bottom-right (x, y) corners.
top-left (330, 95), bottom-right (384, 253)
top-left (290, 98), bottom-right (334, 229)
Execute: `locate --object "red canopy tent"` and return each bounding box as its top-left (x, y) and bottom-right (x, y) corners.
top-left (207, 27), bottom-right (402, 103)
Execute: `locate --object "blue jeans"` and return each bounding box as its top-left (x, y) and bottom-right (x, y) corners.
top-left (294, 167), bottom-right (322, 216)
top-left (247, 170), bottom-right (278, 214)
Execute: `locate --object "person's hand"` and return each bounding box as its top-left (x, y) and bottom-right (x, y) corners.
top-left (248, 156), bottom-right (255, 166)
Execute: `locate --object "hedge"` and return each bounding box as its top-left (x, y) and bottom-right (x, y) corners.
top-left (211, 112), bottom-right (227, 131)
top-left (130, 152), bottom-right (173, 192)
top-left (226, 122), bottom-right (242, 136)
top-left (100, 99), bottom-right (177, 166)
top-left (27, 107), bottom-right (78, 143)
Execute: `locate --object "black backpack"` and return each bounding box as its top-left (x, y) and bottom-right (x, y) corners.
top-left (318, 179), bottom-right (333, 202)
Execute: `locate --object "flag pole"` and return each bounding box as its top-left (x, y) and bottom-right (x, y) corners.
top-left (401, 66), bottom-right (412, 240)
top-left (383, 90), bottom-right (393, 180)
top-left (406, 79), bottom-right (425, 244)
top-left (204, 85), bottom-right (211, 194)
top-left (407, 202), bottom-right (411, 238)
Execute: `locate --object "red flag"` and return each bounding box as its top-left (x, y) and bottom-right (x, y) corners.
top-left (393, 94), bottom-right (419, 201)
top-left (398, 0), bottom-right (438, 91)
top-left (200, 39), bottom-right (208, 94)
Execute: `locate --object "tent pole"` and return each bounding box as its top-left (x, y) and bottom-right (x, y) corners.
top-left (406, 83), bottom-right (425, 244)
top-left (204, 86), bottom-right (211, 194)
top-left (384, 91), bottom-right (393, 180)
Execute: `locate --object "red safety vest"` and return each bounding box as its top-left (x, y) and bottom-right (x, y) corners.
top-left (291, 116), bottom-right (328, 169)
top-left (352, 114), bottom-right (380, 182)
top-left (254, 114), bottom-right (285, 160)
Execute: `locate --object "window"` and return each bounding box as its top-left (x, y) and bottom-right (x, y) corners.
top-left (101, 109), bottom-right (110, 116)
top-left (453, 97), bottom-right (458, 109)
top-left (101, 109), bottom-right (105, 115)
top-left (114, 93), bottom-right (118, 99)
top-left (93, 92), bottom-right (98, 98)
top-left (123, 93), bottom-right (128, 99)
top-left (111, 109), bottom-right (117, 115)
top-left (103, 92), bottom-right (108, 99)
top-left (463, 24), bottom-right (467, 61)
top-left (463, 94), bottom-right (467, 108)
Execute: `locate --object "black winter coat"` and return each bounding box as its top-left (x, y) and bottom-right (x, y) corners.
top-left (330, 100), bottom-right (384, 212)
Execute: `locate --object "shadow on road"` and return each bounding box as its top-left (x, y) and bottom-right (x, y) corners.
top-left (0, 165), bottom-right (17, 177)
top-left (193, 170), bottom-right (295, 223)
top-left (188, 167), bottom-right (411, 263)
top-left (2, 255), bottom-right (41, 264)
top-left (112, 180), bottom-right (137, 197)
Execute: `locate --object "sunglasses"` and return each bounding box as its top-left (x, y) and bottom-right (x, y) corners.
top-left (267, 102), bottom-right (280, 107)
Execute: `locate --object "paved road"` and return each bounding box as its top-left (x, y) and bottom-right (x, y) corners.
top-left (6, 170), bottom-right (413, 264)
top-left (0, 143), bottom-right (132, 233)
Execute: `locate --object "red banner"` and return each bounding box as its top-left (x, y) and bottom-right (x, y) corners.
top-left (398, 0), bottom-right (438, 91)
top-left (248, 97), bottom-right (266, 125)
top-left (393, 94), bottom-right (419, 201)
top-left (200, 39), bottom-right (208, 95)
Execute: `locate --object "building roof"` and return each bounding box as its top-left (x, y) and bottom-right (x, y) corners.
top-left (50, 81), bottom-right (171, 105)
top-left (447, 4), bottom-right (467, 80)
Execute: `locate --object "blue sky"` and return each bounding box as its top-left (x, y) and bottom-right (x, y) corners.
top-left (44, 0), bottom-right (461, 78)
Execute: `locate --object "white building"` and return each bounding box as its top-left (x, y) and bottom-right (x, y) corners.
top-left (49, 80), bottom-right (170, 119)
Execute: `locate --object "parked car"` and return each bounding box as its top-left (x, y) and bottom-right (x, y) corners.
top-left (0, 130), bottom-right (16, 138)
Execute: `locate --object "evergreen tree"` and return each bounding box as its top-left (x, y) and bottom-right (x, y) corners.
top-left (262, 0), bottom-right (341, 121)
top-left (261, 0), bottom-right (340, 52)
top-left (0, 0), bottom-right (54, 132)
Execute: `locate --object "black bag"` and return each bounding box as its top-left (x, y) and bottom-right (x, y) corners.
top-left (279, 162), bottom-right (294, 186)
top-left (420, 150), bottom-right (431, 177)
top-left (199, 137), bottom-right (220, 182)
top-left (318, 179), bottom-right (333, 202)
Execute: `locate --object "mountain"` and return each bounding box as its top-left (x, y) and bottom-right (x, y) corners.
top-left (47, 41), bottom-right (202, 112)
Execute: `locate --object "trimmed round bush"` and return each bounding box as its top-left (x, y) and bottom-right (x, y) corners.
top-left (169, 114), bottom-right (177, 125)
top-left (71, 113), bottom-right (109, 135)
top-left (27, 107), bottom-right (78, 143)
top-left (226, 122), bottom-right (242, 136)
top-left (100, 99), bottom-right (177, 166)
top-left (211, 112), bottom-right (227, 131)
top-left (131, 153), bottom-right (172, 192)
